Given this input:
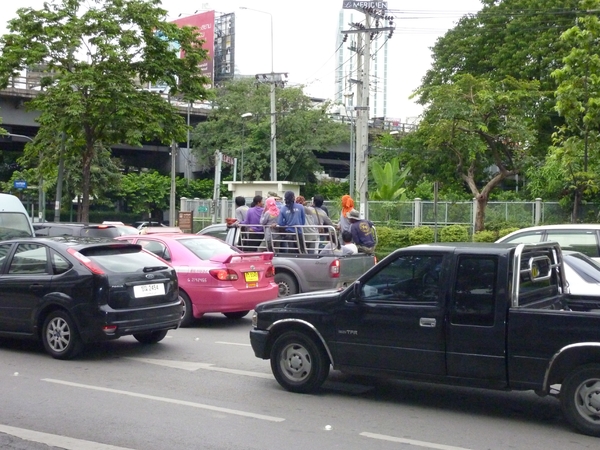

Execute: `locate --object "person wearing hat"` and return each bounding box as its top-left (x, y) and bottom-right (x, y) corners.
top-left (347, 209), bottom-right (376, 255)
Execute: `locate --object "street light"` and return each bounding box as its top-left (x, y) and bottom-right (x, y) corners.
top-left (240, 7), bottom-right (277, 181)
top-left (240, 112), bottom-right (253, 182)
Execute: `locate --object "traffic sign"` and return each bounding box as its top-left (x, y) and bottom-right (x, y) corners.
top-left (13, 180), bottom-right (27, 189)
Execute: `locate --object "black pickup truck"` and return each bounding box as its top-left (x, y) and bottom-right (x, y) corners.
top-left (249, 242), bottom-right (600, 437)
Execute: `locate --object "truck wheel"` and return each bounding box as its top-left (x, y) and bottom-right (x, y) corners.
top-left (179, 292), bottom-right (195, 328)
top-left (270, 331), bottom-right (329, 393)
top-left (275, 273), bottom-right (298, 297)
top-left (560, 364), bottom-right (600, 437)
top-left (42, 311), bottom-right (83, 360)
top-left (133, 329), bottom-right (168, 344)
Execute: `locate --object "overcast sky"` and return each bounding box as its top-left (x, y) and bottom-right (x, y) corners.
top-left (2, 0), bottom-right (483, 121)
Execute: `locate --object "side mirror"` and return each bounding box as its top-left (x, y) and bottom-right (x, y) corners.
top-left (352, 280), bottom-right (362, 303)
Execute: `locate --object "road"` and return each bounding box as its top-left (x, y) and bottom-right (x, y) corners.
top-left (0, 314), bottom-right (598, 450)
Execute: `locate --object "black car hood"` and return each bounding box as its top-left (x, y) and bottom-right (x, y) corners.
top-left (256, 288), bottom-right (342, 311)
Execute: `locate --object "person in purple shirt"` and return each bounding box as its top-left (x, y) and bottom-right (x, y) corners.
top-left (277, 191), bottom-right (306, 253)
top-left (241, 195), bottom-right (264, 251)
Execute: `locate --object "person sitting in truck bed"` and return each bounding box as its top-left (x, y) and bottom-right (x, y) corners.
top-left (347, 209), bottom-right (376, 255)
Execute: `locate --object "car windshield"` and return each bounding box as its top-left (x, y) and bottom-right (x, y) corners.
top-left (0, 213), bottom-right (33, 239)
top-left (177, 237), bottom-right (238, 260)
top-left (564, 252), bottom-right (600, 284)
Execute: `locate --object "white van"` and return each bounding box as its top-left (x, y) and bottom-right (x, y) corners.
top-left (0, 193), bottom-right (35, 239)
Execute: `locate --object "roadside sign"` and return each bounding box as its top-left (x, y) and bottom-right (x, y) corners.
top-left (198, 206), bottom-right (209, 213)
top-left (13, 180), bottom-right (27, 189)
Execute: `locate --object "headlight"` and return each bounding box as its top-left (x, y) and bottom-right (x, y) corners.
top-left (252, 311), bottom-right (258, 328)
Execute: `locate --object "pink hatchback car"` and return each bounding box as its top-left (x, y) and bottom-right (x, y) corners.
top-left (115, 233), bottom-right (278, 326)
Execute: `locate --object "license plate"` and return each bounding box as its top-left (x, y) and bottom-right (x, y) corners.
top-left (244, 271), bottom-right (259, 282)
top-left (133, 283), bottom-right (165, 298)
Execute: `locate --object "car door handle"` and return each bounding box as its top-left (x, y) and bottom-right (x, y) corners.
top-left (29, 284), bottom-right (45, 291)
top-left (420, 318), bottom-right (436, 328)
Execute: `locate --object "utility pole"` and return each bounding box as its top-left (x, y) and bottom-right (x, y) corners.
top-left (342, 5), bottom-right (395, 219)
top-left (255, 72), bottom-right (287, 181)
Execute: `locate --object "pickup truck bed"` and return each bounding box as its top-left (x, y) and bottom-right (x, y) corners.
top-left (198, 224), bottom-right (376, 297)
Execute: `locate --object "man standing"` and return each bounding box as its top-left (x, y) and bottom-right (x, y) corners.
top-left (278, 191), bottom-right (306, 253)
top-left (347, 209), bottom-right (376, 255)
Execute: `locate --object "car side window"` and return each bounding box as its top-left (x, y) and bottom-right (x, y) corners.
top-left (450, 256), bottom-right (497, 326)
top-left (546, 231), bottom-right (599, 258)
top-left (51, 250), bottom-right (72, 275)
top-left (362, 254), bottom-right (443, 304)
top-left (8, 243), bottom-right (49, 275)
top-left (0, 243), bottom-right (13, 272)
top-left (503, 232), bottom-right (543, 244)
top-left (138, 240), bottom-right (171, 261)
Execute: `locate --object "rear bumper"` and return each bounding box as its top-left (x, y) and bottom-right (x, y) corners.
top-left (249, 329), bottom-right (270, 359)
top-left (77, 301), bottom-right (182, 343)
top-left (183, 283), bottom-right (279, 316)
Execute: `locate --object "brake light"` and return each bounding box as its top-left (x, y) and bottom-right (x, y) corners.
top-left (103, 325), bottom-right (117, 334)
top-left (265, 266), bottom-right (275, 278)
top-left (209, 268), bottom-right (239, 281)
top-left (329, 259), bottom-right (340, 278)
top-left (67, 248), bottom-right (105, 275)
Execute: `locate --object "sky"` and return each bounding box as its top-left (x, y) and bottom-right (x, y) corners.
top-left (2, 0), bottom-right (483, 122)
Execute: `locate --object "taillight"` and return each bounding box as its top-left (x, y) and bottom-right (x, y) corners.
top-left (209, 268), bottom-right (239, 281)
top-left (329, 259), bottom-right (340, 278)
top-left (265, 266), bottom-right (275, 278)
top-left (67, 248), bottom-right (105, 275)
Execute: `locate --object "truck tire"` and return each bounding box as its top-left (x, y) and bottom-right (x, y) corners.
top-left (42, 310), bottom-right (83, 360)
top-left (560, 364), bottom-right (600, 437)
top-left (275, 273), bottom-right (298, 297)
top-left (179, 292), bottom-right (195, 328)
top-left (270, 331), bottom-right (329, 393)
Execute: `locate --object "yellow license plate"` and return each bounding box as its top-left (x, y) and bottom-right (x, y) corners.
top-left (244, 271), bottom-right (259, 282)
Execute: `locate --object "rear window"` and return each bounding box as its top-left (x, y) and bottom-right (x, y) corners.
top-left (546, 231), bottom-right (599, 258)
top-left (178, 237), bottom-right (238, 260)
top-left (82, 227), bottom-right (120, 238)
top-left (564, 253), bottom-right (600, 283)
top-left (80, 246), bottom-right (168, 272)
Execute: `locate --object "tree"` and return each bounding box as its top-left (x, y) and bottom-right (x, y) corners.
top-left (0, 0), bottom-right (211, 222)
top-left (529, 0), bottom-right (600, 220)
top-left (191, 78), bottom-right (348, 183)
top-left (369, 157), bottom-right (410, 201)
top-left (419, 0), bottom-right (581, 161)
top-left (415, 74), bottom-right (539, 231)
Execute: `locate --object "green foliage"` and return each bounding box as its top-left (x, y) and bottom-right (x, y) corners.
top-left (302, 180), bottom-right (350, 202)
top-left (372, 226), bottom-right (411, 259)
top-left (369, 157), bottom-right (410, 201)
top-left (409, 226), bottom-right (434, 245)
top-left (0, 0), bottom-right (212, 221)
top-left (498, 227), bottom-right (520, 239)
top-left (473, 230), bottom-right (498, 242)
top-left (191, 78), bottom-right (348, 182)
top-left (439, 225), bottom-right (469, 242)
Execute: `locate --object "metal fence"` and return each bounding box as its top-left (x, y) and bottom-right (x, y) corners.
top-left (180, 197), bottom-right (600, 233)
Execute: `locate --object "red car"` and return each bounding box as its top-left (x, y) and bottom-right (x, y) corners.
top-left (115, 233), bottom-right (277, 326)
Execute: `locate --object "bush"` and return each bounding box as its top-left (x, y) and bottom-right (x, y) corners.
top-left (375, 226), bottom-right (411, 258)
top-left (473, 230), bottom-right (498, 242)
top-left (440, 224), bottom-right (469, 242)
top-left (409, 226), bottom-right (434, 245)
top-left (498, 227), bottom-right (520, 239)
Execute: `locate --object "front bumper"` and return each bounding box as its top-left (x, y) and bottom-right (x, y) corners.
top-left (249, 329), bottom-right (270, 359)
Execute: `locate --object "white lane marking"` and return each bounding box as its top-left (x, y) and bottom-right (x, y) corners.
top-left (0, 424), bottom-right (135, 450)
top-left (42, 379), bottom-right (284, 422)
top-left (215, 341), bottom-right (251, 346)
top-left (360, 432), bottom-right (473, 450)
top-left (123, 357), bottom-right (272, 378)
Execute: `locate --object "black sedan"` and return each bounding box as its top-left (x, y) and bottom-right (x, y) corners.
top-left (0, 237), bottom-right (182, 359)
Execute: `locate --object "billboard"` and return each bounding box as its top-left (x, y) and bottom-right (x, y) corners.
top-left (172, 11), bottom-right (215, 85)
